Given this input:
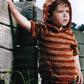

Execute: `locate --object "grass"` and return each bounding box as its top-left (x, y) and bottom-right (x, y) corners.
top-left (0, 68), bottom-right (40, 84)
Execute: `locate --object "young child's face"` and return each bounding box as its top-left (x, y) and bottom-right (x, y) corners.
top-left (51, 3), bottom-right (70, 28)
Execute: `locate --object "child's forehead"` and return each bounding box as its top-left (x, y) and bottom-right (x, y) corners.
top-left (56, 3), bottom-right (70, 10)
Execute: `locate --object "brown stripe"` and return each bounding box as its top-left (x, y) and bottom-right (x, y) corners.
top-left (40, 38), bottom-right (74, 45)
top-left (52, 73), bottom-right (77, 79)
top-left (40, 43), bottom-right (72, 51)
top-left (54, 68), bottom-right (77, 73)
top-left (39, 41), bottom-right (70, 48)
top-left (52, 66), bottom-right (76, 69)
top-left (53, 72), bottom-right (77, 75)
top-left (50, 59), bottom-right (75, 63)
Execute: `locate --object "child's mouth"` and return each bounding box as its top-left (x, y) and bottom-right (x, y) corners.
top-left (63, 19), bottom-right (68, 23)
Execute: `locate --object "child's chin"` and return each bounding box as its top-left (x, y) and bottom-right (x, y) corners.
top-left (62, 23), bottom-right (68, 27)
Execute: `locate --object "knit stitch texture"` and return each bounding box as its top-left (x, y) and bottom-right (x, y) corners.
top-left (30, 0), bottom-right (79, 83)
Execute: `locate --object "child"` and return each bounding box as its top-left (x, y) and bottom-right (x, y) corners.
top-left (7, 0), bottom-right (83, 84)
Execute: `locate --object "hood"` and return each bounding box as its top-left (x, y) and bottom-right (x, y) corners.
top-left (43, 0), bottom-right (72, 32)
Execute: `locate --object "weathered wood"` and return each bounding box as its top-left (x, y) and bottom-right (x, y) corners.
top-left (15, 1), bottom-right (36, 21)
top-left (73, 29), bottom-right (84, 83)
top-left (78, 44), bottom-right (84, 57)
top-left (0, 24), bottom-right (13, 49)
top-left (0, 1), bottom-right (22, 27)
top-left (79, 58), bottom-right (84, 70)
top-left (36, 7), bottom-right (43, 22)
top-left (72, 29), bottom-right (84, 43)
top-left (0, 1), bottom-right (38, 84)
top-left (81, 71), bottom-right (84, 84)
top-left (0, 48), bottom-right (12, 72)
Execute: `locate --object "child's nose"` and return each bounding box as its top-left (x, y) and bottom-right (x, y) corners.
top-left (63, 12), bottom-right (67, 17)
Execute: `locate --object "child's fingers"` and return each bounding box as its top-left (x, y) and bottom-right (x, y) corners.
top-left (76, 76), bottom-right (80, 84)
top-left (6, 0), bottom-right (13, 4)
top-left (6, 0), bottom-right (15, 10)
top-left (6, 0), bottom-right (11, 2)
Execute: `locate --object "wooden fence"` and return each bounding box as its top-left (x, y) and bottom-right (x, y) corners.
top-left (72, 29), bottom-right (84, 84)
top-left (0, 1), bottom-right (38, 84)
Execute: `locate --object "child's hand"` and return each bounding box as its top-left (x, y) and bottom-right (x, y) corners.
top-left (76, 71), bottom-right (83, 84)
top-left (6, 0), bottom-right (15, 11)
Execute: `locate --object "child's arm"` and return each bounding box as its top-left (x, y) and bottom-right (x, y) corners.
top-left (73, 55), bottom-right (83, 84)
top-left (6, 0), bottom-right (31, 32)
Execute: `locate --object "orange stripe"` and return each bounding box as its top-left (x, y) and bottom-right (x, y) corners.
top-left (43, 34), bottom-right (74, 41)
top-left (40, 44), bottom-right (72, 51)
top-left (40, 51), bottom-right (73, 57)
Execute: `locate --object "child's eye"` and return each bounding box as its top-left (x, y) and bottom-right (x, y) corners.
top-left (59, 11), bottom-right (63, 13)
top-left (66, 10), bottom-right (69, 13)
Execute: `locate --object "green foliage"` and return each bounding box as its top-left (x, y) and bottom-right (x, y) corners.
top-left (0, 69), bottom-right (38, 84)
top-left (15, 71), bottom-right (26, 84)
top-left (27, 69), bottom-right (30, 84)
top-left (71, 22), bottom-right (84, 32)
top-left (79, 24), bottom-right (84, 31)
top-left (71, 22), bottom-right (77, 29)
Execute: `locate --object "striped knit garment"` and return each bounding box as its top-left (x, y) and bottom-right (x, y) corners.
top-left (30, 0), bottom-right (79, 83)
top-left (31, 21), bottom-right (79, 84)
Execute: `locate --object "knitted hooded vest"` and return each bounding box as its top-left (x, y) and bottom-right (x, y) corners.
top-left (30, 0), bottom-right (79, 83)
